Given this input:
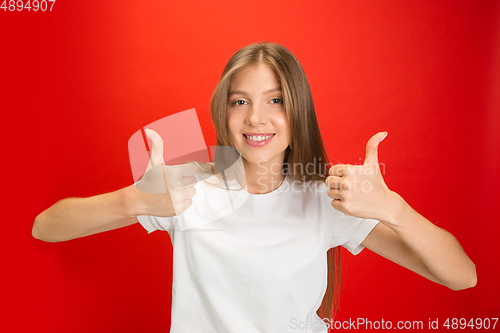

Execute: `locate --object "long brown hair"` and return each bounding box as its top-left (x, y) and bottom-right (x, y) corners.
top-left (210, 42), bottom-right (340, 318)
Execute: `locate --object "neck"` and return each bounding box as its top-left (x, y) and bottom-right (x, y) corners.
top-left (243, 159), bottom-right (285, 194)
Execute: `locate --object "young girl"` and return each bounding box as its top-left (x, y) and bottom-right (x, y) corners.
top-left (33, 42), bottom-right (476, 332)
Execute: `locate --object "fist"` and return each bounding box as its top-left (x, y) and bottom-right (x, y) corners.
top-left (136, 129), bottom-right (197, 216)
top-left (325, 132), bottom-right (396, 221)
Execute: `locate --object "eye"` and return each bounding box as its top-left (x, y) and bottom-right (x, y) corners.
top-left (270, 98), bottom-right (283, 104)
top-left (232, 100), bottom-right (248, 106)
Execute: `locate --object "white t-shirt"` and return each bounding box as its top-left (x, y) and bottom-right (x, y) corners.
top-left (138, 174), bottom-right (379, 333)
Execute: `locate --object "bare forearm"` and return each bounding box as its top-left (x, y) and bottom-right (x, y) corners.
top-left (33, 185), bottom-right (140, 242)
top-left (383, 195), bottom-right (477, 290)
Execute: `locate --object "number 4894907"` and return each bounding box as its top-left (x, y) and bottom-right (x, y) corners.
top-left (443, 318), bottom-right (498, 330)
top-left (1, 0), bottom-right (56, 11)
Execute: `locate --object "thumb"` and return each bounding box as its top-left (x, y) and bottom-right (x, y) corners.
top-left (363, 131), bottom-right (388, 165)
top-left (145, 129), bottom-right (165, 169)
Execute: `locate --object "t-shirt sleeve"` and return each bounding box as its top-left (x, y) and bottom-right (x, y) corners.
top-left (328, 209), bottom-right (379, 255)
top-left (137, 215), bottom-right (175, 234)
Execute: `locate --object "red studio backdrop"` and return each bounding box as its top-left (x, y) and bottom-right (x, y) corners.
top-left (1, 0), bottom-right (499, 332)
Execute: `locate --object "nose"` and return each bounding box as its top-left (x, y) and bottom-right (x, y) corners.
top-left (245, 104), bottom-right (268, 126)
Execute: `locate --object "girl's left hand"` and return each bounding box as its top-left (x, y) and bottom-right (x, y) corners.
top-left (326, 132), bottom-right (403, 224)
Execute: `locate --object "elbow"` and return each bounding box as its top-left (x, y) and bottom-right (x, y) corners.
top-left (32, 214), bottom-right (61, 243)
top-left (467, 263), bottom-right (478, 289)
top-left (449, 279), bottom-right (476, 291)
top-left (32, 214), bottom-right (51, 241)
top-left (448, 263), bottom-right (477, 291)
top-left (32, 215), bottom-right (43, 240)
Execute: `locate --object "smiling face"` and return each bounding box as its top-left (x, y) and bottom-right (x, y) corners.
top-left (227, 63), bottom-right (291, 170)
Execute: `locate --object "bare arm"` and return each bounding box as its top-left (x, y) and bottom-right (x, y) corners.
top-left (362, 197), bottom-right (476, 290)
top-left (32, 185), bottom-right (174, 242)
top-left (33, 129), bottom-right (196, 243)
top-left (327, 132), bottom-right (476, 290)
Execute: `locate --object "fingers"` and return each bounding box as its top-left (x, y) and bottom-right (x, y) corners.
top-left (327, 187), bottom-right (353, 216)
top-left (170, 185), bottom-right (196, 200)
top-left (329, 199), bottom-right (349, 216)
top-left (327, 188), bottom-right (344, 201)
top-left (136, 128), bottom-right (198, 215)
top-left (326, 175), bottom-right (347, 200)
top-left (174, 197), bottom-right (193, 215)
top-left (136, 164), bottom-right (168, 193)
top-left (325, 176), bottom-right (344, 189)
top-left (164, 164), bottom-right (198, 189)
top-left (364, 131), bottom-right (387, 165)
top-left (327, 188), bottom-right (349, 215)
top-left (174, 176), bottom-right (197, 189)
top-left (170, 186), bottom-right (196, 202)
top-left (326, 174), bottom-right (348, 206)
top-left (328, 164), bottom-right (353, 177)
top-left (145, 129), bottom-right (165, 170)
top-left (173, 163), bottom-right (197, 179)
top-left (170, 185), bottom-right (196, 215)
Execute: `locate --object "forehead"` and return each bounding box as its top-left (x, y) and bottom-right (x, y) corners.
top-left (230, 63), bottom-right (280, 91)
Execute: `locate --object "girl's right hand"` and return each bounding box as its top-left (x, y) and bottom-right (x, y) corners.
top-left (135, 129), bottom-right (197, 217)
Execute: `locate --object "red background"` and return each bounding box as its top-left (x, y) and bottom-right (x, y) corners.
top-left (2, 0), bottom-right (499, 331)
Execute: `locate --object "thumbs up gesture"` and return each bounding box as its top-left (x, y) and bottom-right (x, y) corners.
top-left (326, 132), bottom-right (401, 222)
top-left (135, 129), bottom-right (197, 217)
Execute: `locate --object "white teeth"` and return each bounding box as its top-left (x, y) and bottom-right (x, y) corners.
top-left (247, 135), bottom-right (273, 141)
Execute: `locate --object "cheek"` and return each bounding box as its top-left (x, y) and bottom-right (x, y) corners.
top-left (275, 114), bottom-right (291, 143)
top-left (226, 112), bottom-right (240, 140)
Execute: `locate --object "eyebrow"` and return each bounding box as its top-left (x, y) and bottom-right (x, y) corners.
top-left (228, 87), bottom-right (282, 97)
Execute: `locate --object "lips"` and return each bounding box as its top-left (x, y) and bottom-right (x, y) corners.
top-left (243, 133), bottom-right (276, 147)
